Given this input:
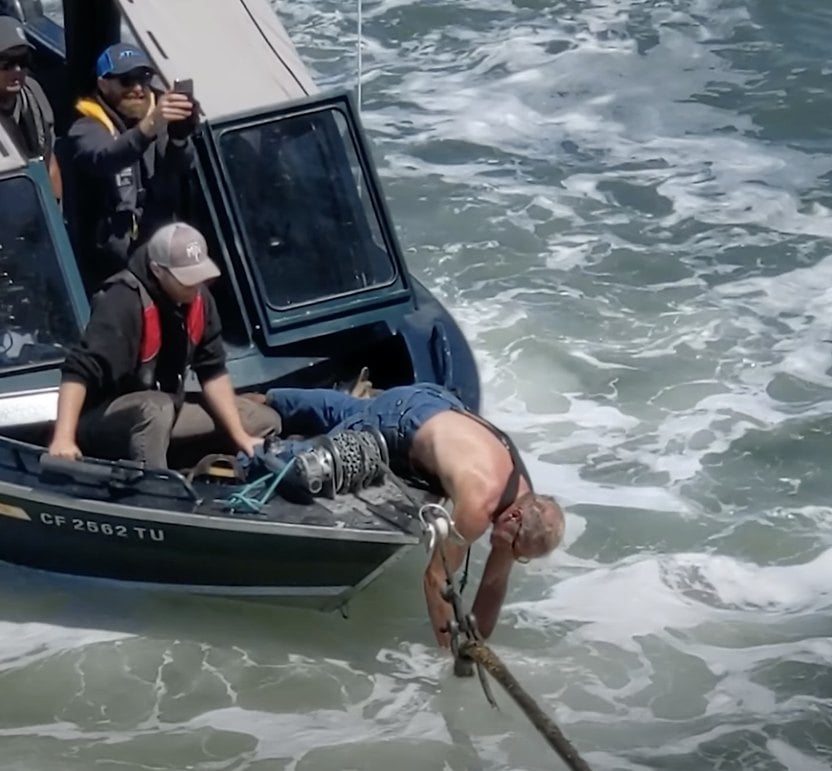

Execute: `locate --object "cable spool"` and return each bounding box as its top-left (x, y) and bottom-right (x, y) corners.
top-left (329, 429), bottom-right (389, 492)
top-left (289, 429), bottom-right (389, 498)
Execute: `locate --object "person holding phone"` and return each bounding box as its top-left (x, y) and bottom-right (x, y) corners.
top-left (60, 42), bottom-right (200, 292)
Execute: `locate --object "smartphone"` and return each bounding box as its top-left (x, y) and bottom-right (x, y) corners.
top-left (172, 78), bottom-right (194, 97)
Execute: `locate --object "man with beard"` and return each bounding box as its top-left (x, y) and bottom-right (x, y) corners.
top-left (0, 15), bottom-right (61, 199)
top-left (61, 42), bottom-right (197, 292)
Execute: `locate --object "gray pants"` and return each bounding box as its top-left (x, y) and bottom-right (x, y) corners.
top-left (77, 391), bottom-right (281, 469)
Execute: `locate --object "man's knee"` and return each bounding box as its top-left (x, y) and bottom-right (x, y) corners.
top-left (236, 397), bottom-right (282, 438)
top-left (121, 392), bottom-right (177, 468)
top-left (134, 392), bottom-right (177, 431)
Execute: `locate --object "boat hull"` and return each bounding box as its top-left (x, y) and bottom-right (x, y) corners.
top-left (0, 434), bottom-right (425, 611)
top-left (0, 488), bottom-right (416, 610)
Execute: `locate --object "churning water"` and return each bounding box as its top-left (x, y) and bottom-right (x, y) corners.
top-left (3, 1), bottom-right (832, 769)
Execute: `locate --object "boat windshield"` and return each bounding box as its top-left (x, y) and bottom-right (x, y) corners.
top-left (0, 175), bottom-right (79, 371)
top-left (218, 107), bottom-right (398, 310)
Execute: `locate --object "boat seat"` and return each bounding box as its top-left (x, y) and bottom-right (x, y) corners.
top-left (184, 453), bottom-right (246, 484)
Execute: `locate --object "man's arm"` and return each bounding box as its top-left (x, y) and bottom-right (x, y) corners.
top-left (470, 547), bottom-right (515, 640)
top-left (51, 284), bottom-right (142, 460)
top-left (67, 93), bottom-right (193, 178)
top-left (29, 79), bottom-right (62, 201)
top-left (67, 117), bottom-right (153, 177)
top-left (425, 530), bottom-right (514, 647)
top-left (423, 492), bottom-right (494, 647)
top-left (192, 290), bottom-right (264, 456)
top-left (163, 136), bottom-right (195, 172)
top-left (200, 373), bottom-right (259, 456)
top-left (48, 380), bottom-right (87, 459)
top-left (159, 92), bottom-right (197, 171)
top-left (424, 539), bottom-right (470, 648)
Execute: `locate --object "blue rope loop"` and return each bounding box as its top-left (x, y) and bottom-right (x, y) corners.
top-left (224, 458), bottom-right (296, 513)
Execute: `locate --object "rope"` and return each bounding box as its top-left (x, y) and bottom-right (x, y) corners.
top-left (458, 639), bottom-right (595, 771)
top-left (434, 535), bottom-right (596, 771)
top-left (223, 458), bottom-right (296, 513)
top-left (410, 489), bottom-right (592, 770)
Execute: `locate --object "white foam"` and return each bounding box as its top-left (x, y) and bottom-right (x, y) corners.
top-left (767, 739), bottom-right (832, 771)
top-left (509, 548), bottom-right (832, 651)
top-left (0, 622), bottom-right (133, 670)
top-left (675, 549), bottom-right (832, 612)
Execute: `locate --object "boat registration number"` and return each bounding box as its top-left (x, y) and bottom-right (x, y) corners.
top-left (39, 512), bottom-right (165, 542)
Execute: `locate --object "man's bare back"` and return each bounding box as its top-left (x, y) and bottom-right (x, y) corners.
top-left (410, 410), bottom-right (531, 532)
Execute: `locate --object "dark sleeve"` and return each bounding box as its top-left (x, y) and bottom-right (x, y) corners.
top-left (160, 134), bottom-right (196, 173)
top-left (26, 78), bottom-right (55, 158)
top-left (66, 116), bottom-right (153, 177)
top-left (60, 284), bottom-right (142, 397)
top-left (191, 289), bottom-right (227, 383)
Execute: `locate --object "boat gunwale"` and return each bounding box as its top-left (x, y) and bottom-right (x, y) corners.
top-left (0, 478), bottom-right (422, 545)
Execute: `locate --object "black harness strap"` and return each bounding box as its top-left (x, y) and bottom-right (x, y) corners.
top-left (461, 411), bottom-right (534, 516)
top-left (406, 410), bottom-right (533, 518)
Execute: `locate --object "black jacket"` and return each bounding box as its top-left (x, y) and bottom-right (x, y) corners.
top-left (60, 93), bottom-right (195, 288)
top-left (0, 76), bottom-right (54, 163)
top-left (61, 247), bottom-right (227, 411)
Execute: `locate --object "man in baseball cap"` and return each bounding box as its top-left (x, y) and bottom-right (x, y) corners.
top-left (61, 41), bottom-right (198, 291)
top-left (48, 221), bottom-right (280, 469)
top-left (146, 222), bottom-right (221, 303)
top-left (0, 15), bottom-right (61, 198)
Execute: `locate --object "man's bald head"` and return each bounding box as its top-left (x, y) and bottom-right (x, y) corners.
top-left (512, 492), bottom-right (565, 560)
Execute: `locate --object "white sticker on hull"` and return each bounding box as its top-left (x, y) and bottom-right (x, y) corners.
top-left (0, 502), bottom-right (30, 520)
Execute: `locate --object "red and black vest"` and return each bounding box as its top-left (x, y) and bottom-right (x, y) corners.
top-left (106, 270), bottom-right (206, 392)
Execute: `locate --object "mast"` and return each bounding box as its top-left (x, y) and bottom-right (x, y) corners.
top-left (62, 0), bottom-right (121, 97)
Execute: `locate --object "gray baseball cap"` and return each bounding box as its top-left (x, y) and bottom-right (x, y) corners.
top-left (147, 223), bottom-right (221, 287)
top-left (0, 16), bottom-right (34, 57)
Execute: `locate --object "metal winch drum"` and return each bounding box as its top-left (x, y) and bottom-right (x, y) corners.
top-left (290, 428), bottom-right (390, 498)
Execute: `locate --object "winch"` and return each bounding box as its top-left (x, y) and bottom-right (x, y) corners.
top-left (277, 427), bottom-right (390, 498)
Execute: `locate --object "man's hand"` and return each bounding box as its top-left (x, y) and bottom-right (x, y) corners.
top-left (139, 92), bottom-right (194, 138)
top-left (48, 437), bottom-right (82, 461)
top-left (234, 433), bottom-right (264, 458)
top-left (490, 508), bottom-right (522, 555)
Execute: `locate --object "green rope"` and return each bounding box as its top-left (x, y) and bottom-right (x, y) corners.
top-left (224, 457), bottom-right (296, 513)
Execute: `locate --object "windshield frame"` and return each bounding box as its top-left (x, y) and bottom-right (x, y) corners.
top-left (0, 169), bottom-right (88, 376)
top-left (207, 92), bottom-right (414, 334)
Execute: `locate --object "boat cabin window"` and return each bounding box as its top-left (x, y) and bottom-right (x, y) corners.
top-left (0, 175), bottom-right (79, 370)
top-left (219, 108), bottom-right (397, 310)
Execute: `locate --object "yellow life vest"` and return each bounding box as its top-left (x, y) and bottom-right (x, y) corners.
top-left (74, 91), bottom-right (156, 137)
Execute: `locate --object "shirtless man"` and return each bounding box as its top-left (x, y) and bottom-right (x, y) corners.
top-left (259, 382), bottom-right (565, 647)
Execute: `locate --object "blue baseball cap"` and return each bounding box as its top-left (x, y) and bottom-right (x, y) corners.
top-left (96, 43), bottom-right (154, 78)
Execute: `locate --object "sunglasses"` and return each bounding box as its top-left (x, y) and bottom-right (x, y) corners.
top-left (108, 71), bottom-right (153, 88)
top-left (0, 53), bottom-right (30, 71)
